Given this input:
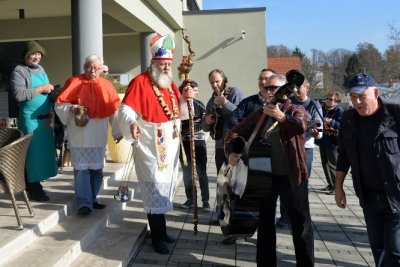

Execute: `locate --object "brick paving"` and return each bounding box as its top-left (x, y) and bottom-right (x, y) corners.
top-left (130, 140), bottom-right (374, 267)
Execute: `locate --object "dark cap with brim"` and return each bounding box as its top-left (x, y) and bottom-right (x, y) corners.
top-left (348, 73), bottom-right (377, 94)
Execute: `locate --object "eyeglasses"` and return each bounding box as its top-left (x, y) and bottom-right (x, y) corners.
top-left (264, 85), bottom-right (280, 92)
top-left (326, 98), bottom-right (335, 101)
top-left (85, 67), bottom-right (102, 72)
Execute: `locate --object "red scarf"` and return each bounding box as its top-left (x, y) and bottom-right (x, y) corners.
top-left (57, 75), bottom-right (120, 118)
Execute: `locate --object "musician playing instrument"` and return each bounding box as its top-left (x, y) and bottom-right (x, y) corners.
top-left (225, 74), bottom-right (314, 266)
top-left (203, 69), bottom-right (244, 174)
top-left (227, 68), bottom-right (276, 129)
top-left (315, 91), bottom-right (344, 194)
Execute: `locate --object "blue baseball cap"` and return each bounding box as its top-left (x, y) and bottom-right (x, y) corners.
top-left (348, 73), bottom-right (377, 94)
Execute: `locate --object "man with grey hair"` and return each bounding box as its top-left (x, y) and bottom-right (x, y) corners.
top-left (335, 73), bottom-right (400, 266)
top-left (225, 73), bottom-right (314, 266)
top-left (55, 54), bottom-right (122, 216)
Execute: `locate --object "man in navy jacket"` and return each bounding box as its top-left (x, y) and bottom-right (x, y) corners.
top-left (335, 73), bottom-right (400, 266)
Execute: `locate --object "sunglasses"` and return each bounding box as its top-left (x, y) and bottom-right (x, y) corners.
top-left (326, 98), bottom-right (335, 101)
top-left (264, 85), bottom-right (280, 92)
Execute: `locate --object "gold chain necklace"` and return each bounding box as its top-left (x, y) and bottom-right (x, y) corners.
top-left (150, 71), bottom-right (179, 138)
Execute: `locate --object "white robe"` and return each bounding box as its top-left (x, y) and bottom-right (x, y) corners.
top-left (118, 103), bottom-right (181, 214)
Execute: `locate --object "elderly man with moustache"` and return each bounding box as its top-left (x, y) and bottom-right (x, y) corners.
top-left (335, 73), bottom-right (400, 266)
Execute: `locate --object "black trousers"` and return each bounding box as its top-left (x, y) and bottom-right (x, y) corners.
top-left (147, 213), bottom-right (167, 243)
top-left (257, 175), bottom-right (314, 267)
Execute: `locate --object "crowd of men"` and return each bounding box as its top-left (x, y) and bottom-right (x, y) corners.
top-left (10, 35), bottom-right (400, 266)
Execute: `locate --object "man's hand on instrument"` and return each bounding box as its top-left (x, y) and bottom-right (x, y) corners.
top-left (205, 114), bottom-right (216, 125)
top-left (130, 121), bottom-right (142, 140)
top-left (228, 153), bottom-right (241, 166)
top-left (310, 127), bottom-right (320, 138)
top-left (263, 103), bottom-right (286, 123)
top-left (214, 95), bottom-right (226, 107)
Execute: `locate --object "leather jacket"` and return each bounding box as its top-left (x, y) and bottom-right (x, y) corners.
top-left (225, 101), bottom-right (308, 186)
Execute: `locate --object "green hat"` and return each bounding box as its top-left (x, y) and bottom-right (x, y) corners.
top-left (24, 41), bottom-right (46, 57)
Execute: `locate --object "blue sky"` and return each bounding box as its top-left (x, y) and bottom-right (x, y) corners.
top-left (202, 0), bottom-right (400, 54)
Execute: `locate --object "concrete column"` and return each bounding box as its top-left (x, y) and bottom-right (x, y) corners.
top-left (140, 32), bottom-right (156, 72)
top-left (71, 0), bottom-right (103, 75)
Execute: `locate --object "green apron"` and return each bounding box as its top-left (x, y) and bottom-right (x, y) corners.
top-left (17, 69), bottom-right (57, 182)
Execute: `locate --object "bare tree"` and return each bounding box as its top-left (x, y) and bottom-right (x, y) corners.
top-left (356, 42), bottom-right (384, 81)
top-left (388, 21), bottom-right (400, 45)
top-left (267, 45), bottom-right (292, 58)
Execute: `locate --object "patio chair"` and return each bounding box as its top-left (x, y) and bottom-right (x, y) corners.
top-left (0, 128), bottom-right (23, 148)
top-left (0, 134), bottom-right (34, 230)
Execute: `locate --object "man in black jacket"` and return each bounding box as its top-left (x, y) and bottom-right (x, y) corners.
top-left (335, 73), bottom-right (400, 267)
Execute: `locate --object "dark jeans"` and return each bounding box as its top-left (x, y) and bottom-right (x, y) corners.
top-left (319, 146), bottom-right (338, 188)
top-left (362, 190), bottom-right (400, 267)
top-left (215, 147), bottom-right (227, 175)
top-left (180, 141), bottom-right (209, 203)
top-left (257, 175), bottom-right (314, 267)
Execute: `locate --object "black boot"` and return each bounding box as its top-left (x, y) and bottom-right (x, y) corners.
top-left (147, 214), bottom-right (169, 254)
top-left (26, 181), bottom-right (49, 202)
top-left (160, 214), bottom-right (175, 243)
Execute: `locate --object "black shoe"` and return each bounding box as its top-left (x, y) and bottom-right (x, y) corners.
top-left (180, 199), bottom-right (194, 209)
top-left (93, 202), bottom-right (106, 209)
top-left (276, 217), bottom-right (288, 228)
top-left (165, 234), bottom-right (175, 244)
top-left (152, 240), bottom-right (169, 254)
top-left (202, 201), bottom-right (212, 212)
top-left (28, 192), bottom-right (50, 202)
top-left (222, 236), bottom-right (237, 245)
top-left (77, 206), bottom-right (91, 216)
top-left (320, 185), bottom-right (334, 191)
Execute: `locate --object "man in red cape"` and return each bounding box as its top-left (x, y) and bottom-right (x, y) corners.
top-left (55, 54), bottom-right (121, 216)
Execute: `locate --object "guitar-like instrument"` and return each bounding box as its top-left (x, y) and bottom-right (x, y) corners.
top-left (210, 81), bottom-right (230, 140)
top-left (217, 70), bottom-right (305, 237)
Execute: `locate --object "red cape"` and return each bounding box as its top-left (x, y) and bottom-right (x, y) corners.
top-left (122, 72), bottom-right (181, 123)
top-left (57, 75), bottom-right (120, 118)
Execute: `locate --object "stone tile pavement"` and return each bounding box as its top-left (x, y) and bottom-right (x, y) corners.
top-left (130, 140), bottom-right (374, 267)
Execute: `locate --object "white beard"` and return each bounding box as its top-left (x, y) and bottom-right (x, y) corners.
top-left (151, 65), bottom-right (173, 88)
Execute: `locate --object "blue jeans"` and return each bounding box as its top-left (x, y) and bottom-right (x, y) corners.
top-left (73, 169), bottom-right (103, 209)
top-left (362, 191), bottom-right (400, 267)
top-left (180, 141), bottom-right (209, 203)
top-left (305, 148), bottom-right (314, 178)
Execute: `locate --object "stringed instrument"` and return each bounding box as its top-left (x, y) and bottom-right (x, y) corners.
top-left (218, 69), bottom-right (305, 237)
top-left (210, 81), bottom-right (230, 140)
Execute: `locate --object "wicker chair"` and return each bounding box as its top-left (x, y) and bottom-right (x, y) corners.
top-left (0, 128), bottom-right (23, 148)
top-left (0, 134), bottom-right (34, 230)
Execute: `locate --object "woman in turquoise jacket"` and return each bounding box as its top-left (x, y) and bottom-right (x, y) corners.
top-left (10, 41), bottom-right (57, 201)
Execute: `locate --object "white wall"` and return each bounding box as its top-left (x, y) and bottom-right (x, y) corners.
top-left (180, 8), bottom-right (267, 105)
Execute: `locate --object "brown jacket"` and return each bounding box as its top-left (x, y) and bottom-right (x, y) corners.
top-left (224, 101), bottom-right (308, 186)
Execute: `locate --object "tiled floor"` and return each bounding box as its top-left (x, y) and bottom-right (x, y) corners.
top-left (130, 140), bottom-right (374, 267)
